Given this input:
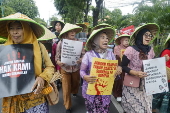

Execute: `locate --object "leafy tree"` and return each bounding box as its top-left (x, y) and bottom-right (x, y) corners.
top-left (0, 6), bottom-right (15, 17)
top-left (54, 0), bottom-right (86, 23)
top-left (133, 0), bottom-right (170, 31)
top-left (49, 16), bottom-right (58, 22)
top-left (133, 0), bottom-right (170, 56)
top-left (33, 18), bottom-right (47, 27)
top-left (3, 0), bottom-right (39, 19)
top-left (99, 8), bottom-right (133, 29)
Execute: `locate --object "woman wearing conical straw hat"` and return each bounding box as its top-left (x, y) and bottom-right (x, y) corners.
top-left (80, 27), bottom-right (122, 113)
top-left (152, 34), bottom-right (170, 113)
top-left (121, 23), bottom-right (159, 113)
top-left (0, 13), bottom-right (55, 113)
top-left (51, 21), bottom-right (65, 90)
top-left (55, 23), bottom-right (85, 113)
top-left (113, 34), bottom-right (130, 102)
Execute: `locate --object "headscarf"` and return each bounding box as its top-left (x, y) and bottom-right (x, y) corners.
top-left (135, 28), bottom-right (151, 55)
top-left (5, 21), bottom-right (42, 76)
top-left (114, 37), bottom-right (128, 57)
top-left (92, 32), bottom-right (107, 53)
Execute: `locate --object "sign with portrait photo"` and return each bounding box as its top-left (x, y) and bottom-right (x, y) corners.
top-left (143, 57), bottom-right (169, 96)
top-left (61, 39), bottom-right (83, 65)
top-left (0, 44), bottom-right (35, 98)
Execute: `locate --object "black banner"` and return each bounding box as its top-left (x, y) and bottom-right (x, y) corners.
top-left (0, 44), bottom-right (35, 98)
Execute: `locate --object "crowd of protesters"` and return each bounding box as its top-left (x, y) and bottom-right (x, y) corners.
top-left (0, 12), bottom-right (170, 113)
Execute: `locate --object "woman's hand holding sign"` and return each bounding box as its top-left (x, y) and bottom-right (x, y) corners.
top-left (115, 66), bottom-right (122, 76)
top-left (31, 77), bottom-right (45, 94)
top-left (57, 60), bottom-right (65, 67)
top-left (77, 58), bottom-right (82, 64)
top-left (130, 70), bottom-right (147, 78)
top-left (83, 75), bottom-right (97, 84)
top-left (164, 54), bottom-right (170, 61)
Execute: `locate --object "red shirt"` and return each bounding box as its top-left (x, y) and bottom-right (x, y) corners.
top-left (161, 49), bottom-right (170, 68)
top-left (161, 49), bottom-right (170, 82)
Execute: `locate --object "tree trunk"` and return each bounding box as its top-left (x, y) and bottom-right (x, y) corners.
top-left (84, 0), bottom-right (91, 22)
top-left (93, 0), bottom-right (103, 27)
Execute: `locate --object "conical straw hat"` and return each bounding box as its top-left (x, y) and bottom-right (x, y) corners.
top-left (76, 23), bottom-right (87, 30)
top-left (93, 23), bottom-right (112, 31)
top-left (115, 34), bottom-right (130, 45)
top-left (85, 27), bottom-right (115, 51)
top-left (38, 26), bottom-right (56, 41)
top-left (130, 23), bottom-right (160, 45)
top-left (0, 12), bottom-right (45, 39)
top-left (58, 23), bottom-right (82, 38)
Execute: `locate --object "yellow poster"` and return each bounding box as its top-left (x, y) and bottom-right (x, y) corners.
top-left (120, 49), bottom-right (125, 61)
top-left (87, 57), bottom-right (118, 95)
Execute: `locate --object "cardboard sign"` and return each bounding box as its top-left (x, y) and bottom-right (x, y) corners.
top-left (61, 39), bottom-right (83, 65)
top-left (87, 58), bottom-right (118, 95)
top-left (0, 44), bottom-right (35, 98)
top-left (143, 57), bottom-right (169, 95)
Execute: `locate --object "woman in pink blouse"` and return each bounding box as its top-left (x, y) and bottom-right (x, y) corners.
top-left (121, 23), bottom-right (159, 113)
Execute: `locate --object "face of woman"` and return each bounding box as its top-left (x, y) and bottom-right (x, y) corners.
top-left (9, 22), bottom-right (24, 44)
top-left (67, 30), bottom-right (76, 39)
top-left (98, 33), bottom-right (108, 49)
top-left (55, 22), bottom-right (62, 32)
top-left (122, 37), bottom-right (129, 47)
top-left (143, 31), bottom-right (153, 45)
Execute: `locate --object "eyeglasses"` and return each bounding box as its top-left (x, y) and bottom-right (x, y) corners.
top-left (144, 33), bottom-right (153, 39)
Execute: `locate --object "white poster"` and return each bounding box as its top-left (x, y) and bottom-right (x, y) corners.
top-left (143, 57), bottom-right (169, 96)
top-left (61, 39), bottom-right (83, 65)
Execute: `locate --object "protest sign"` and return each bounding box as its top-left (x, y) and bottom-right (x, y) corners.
top-left (120, 49), bottom-right (125, 61)
top-left (0, 44), bottom-right (35, 98)
top-left (87, 57), bottom-right (118, 95)
top-left (143, 57), bottom-right (169, 95)
top-left (61, 39), bottom-right (83, 65)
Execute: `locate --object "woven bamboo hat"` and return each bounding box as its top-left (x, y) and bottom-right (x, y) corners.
top-left (130, 23), bottom-right (160, 45)
top-left (38, 26), bottom-right (56, 41)
top-left (0, 13), bottom-right (45, 39)
top-left (93, 23), bottom-right (112, 31)
top-left (85, 27), bottom-right (115, 51)
top-left (58, 23), bottom-right (82, 39)
top-left (164, 33), bottom-right (170, 48)
top-left (76, 23), bottom-right (87, 30)
top-left (115, 34), bottom-right (130, 45)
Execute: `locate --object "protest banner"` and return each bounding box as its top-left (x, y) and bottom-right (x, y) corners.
top-left (0, 44), bottom-right (35, 98)
top-left (120, 25), bottom-right (135, 35)
top-left (61, 39), bottom-right (83, 65)
top-left (87, 57), bottom-right (118, 95)
top-left (143, 57), bottom-right (169, 95)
